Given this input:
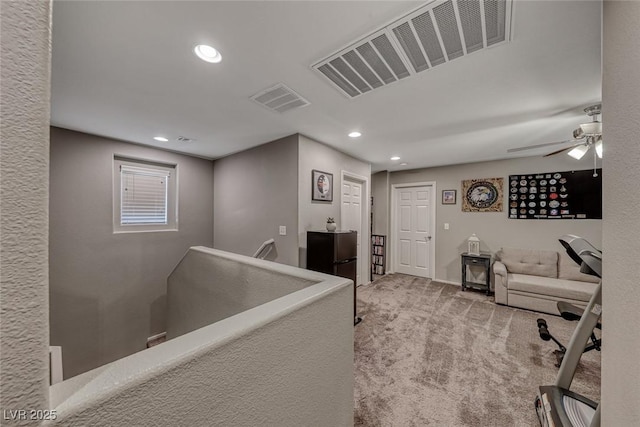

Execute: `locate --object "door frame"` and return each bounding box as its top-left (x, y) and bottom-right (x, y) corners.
top-left (389, 181), bottom-right (437, 278)
top-left (340, 170), bottom-right (371, 286)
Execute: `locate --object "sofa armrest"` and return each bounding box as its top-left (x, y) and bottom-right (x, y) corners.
top-left (493, 261), bottom-right (508, 305)
top-left (493, 261), bottom-right (507, 279)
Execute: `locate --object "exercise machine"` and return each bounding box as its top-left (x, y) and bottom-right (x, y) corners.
top-left (536, 303), bottom-right (601, 367)
top-left (535, 235), bottom-right (602, 427)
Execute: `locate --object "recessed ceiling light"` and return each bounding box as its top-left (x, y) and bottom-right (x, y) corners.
top-left (348, 131), bottom-right (362, 138)
top-left (390, 156), bottom-right (401, 161)
top-left (153, 136), bottom-right (169, 142)
top-left (400, 162), bottom-right (408, 166)
top-left (194, 44), bottom-right (222, 63)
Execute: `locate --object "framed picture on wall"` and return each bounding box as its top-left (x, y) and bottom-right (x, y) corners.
top-left (442, 189), bottom-right (457, 205)
top-left (311, 169), bottom-right (333, 202)
top-left (461, 177), bottom-right (504, 212)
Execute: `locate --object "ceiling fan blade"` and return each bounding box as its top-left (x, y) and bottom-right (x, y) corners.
top-left (544, 143), bottom-right (584, 157)
top-left (507, 139), bottom-right (580, 153)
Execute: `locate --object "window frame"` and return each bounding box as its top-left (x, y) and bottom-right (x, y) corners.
top-left (113, 156), bottom-right (178, 233)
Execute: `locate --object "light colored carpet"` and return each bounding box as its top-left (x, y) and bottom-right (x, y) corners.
top-left (354, 274), bottom-right (600, 426)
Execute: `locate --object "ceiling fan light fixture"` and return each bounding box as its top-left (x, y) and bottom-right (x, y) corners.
top-left (568, 145), bottom-right (589, 160)
top-left (595, 139), bottom-right (603, 158)
top-left (579, 121), bottom-right (602, 135)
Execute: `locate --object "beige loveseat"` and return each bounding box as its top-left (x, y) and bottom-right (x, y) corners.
top-left (493, 248), bottom-right (599, 315)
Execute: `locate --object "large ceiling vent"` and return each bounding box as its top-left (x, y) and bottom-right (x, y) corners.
top-left (312, 0), bottom-right (512, 98)
top-left (250, 83), bottom-right (310, 113)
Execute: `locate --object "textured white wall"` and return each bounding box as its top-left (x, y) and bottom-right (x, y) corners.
top-left (167, 247), bottom-right (316, 338)
top-left (0, 0), bottom-right (52, 420)
top-left (602, 1), bottom-right (640, 424)
top-left (49, 260), bottom-right (354, 426)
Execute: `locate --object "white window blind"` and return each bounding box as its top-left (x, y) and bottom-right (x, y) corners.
top-left (120, 164), bottom-right (170, 225)
top-left (113, 156), bottom-right (177, 233)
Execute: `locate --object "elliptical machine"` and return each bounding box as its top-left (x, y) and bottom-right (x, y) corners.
top-left (535, 235), bottom-right (602, 427)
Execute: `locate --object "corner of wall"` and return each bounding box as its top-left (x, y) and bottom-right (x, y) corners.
top-left (0, 0), bottom-right (52, 412)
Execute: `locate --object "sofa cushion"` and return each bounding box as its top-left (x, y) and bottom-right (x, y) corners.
top-left (498, 249), bottom-right (558, 278)
top-left (508, 273), bottom-right (597, 302)
top-left (558, 252), bottom-right (600, 283)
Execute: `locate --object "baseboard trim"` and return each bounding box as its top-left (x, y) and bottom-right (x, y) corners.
top-left (433, 278), bottom-right (461, 286)
top-left (383, 274), bottom-right (461, 287)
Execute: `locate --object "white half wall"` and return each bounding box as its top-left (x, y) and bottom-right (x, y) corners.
top-left (49, 270), bottom-right (354, 426)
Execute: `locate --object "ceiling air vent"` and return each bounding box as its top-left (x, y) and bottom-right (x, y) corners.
top-left (176, 136), bottom-right (195, 143)
top-left (250, 83), bottom-right (310, 113)
top-left (312, 0), bottom-right (512, 98)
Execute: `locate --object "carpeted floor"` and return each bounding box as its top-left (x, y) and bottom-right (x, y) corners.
top-left (354, 274), bottom-right (600, 426)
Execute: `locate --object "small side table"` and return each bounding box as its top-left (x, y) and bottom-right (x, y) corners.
top-left (461, 252), bottom-right (492, 295)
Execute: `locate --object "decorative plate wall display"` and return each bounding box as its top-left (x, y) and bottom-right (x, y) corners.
top-left (508, 169), bottom-right (602, 219)
top-left (461, 177), bottom-right (504, 212)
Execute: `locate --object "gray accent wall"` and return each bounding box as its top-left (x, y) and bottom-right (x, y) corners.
top-left (5, 1), bottom-right (637, 422)
top-left (49, 127), bottom-right (214, 378)
top-left (297, 135), bottom-right (371, 268)
top-left (376, 154), bottom-right (602, 284)
top-left (372, 171), bottom-right (390, 236)
top-left (213, 135), bottom-right (299, 266)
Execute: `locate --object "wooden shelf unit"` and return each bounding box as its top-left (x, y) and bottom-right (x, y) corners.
top-left (371, 234), bottom-right (386, 277)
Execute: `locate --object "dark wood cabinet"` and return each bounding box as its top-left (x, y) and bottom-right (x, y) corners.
top-left (307, 230), bottom-right (360, 324)
top-left (461, 252), bottom-right (492, 295)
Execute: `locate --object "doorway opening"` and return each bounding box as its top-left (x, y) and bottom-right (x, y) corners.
top-left (340, 171), bottom-right (370, 286)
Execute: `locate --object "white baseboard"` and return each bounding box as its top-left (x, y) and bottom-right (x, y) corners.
top-left (433, 278), bottom-right (462, 286)
top-left (382, 272), bottom-right (461, 287)
top-left (49, 346), bottom-right (63, 385)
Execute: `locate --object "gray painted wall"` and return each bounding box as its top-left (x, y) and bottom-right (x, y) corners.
top-left (602, 2), bottom-right (640, 424)
top-left (297, 135), bottom-right (371, 269)
top-left (0, 0), bottom-right (52, 415)
top-left (49, 127), bottom-right (214, 378)
top-left (372, 171), bottom-right (390, 236)
top-left (213, 135), bottom-right (299, 266)
top-left (5, 0), bottom-right (637, 423)
top-left (376, 154), bottom-right (602, 283)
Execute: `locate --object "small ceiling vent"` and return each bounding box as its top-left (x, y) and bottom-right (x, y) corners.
top-left (312, 0), bottom-right (512, 98)
top-left (176, 136), bottom-right (195, 143)
top-left (250, 83), bottom-right (310, 113)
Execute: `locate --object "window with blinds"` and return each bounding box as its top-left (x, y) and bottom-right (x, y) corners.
top-left (114, 157), bottom-right (177, 232)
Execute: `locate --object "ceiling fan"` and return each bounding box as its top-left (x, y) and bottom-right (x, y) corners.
top-left (508, 104), bottom-right (603, 160)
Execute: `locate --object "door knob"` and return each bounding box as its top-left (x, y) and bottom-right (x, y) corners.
top-left (425, 236), bottom-right (432, 241)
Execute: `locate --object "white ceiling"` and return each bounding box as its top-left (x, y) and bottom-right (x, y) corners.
top-left (50, 1), bottom-right (602, 172)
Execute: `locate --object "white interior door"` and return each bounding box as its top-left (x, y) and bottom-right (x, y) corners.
top-left (394, 185), bottom-right (434, 278)
top-left (342, 179), bottom-right (362, 285)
